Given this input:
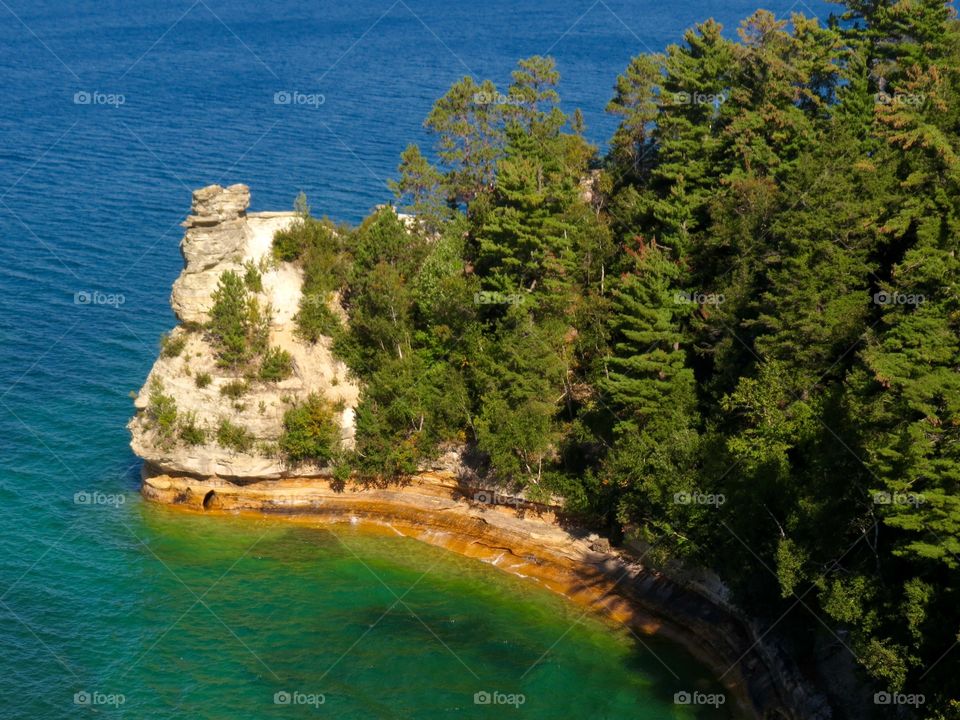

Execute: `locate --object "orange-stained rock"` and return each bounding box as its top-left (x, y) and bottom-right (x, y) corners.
top-left (141, 465), bottom-right (830, 720)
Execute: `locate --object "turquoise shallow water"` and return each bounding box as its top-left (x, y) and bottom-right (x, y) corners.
top-left (2, 499), bottom-right (740, 719)
top-left (0, 1), bottom-right (836, 717)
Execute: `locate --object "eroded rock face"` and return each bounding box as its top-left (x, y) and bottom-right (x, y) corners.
top-left (129, 184), bottom-right (359, 479)
top-left (171, 184), bottom-right (251, 323)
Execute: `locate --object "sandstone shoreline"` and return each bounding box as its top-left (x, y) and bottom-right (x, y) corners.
top-left (140, 466), bottom-right (830, 720)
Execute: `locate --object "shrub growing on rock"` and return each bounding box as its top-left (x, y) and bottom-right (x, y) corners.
top-left (208, 271), bottom-right (251, 366)
top-left (219, 380), bottom-right (249, 400)
top-left (271, 196), bottom-right (351, 343)
top-left (194, 372), bottom-right (212, 389)
top-left (208, 271), bottom-right (272, 368)
top-left (243, 261), bottom-right (263, 292)
top-left (259, 346), bottom-right (293, 381)
top-left (146, 378), bottom-right (178, 447)
top-left (271, 197), bottom-right (345, 269)
top-left (159, 331), bottom-right (186, 358)
top-left (279, 393), bottom-right (341, 464)
top-left (246, 298), bottom-right (271, 357)
top-left (178, 412), bottom-right (207, 446)
top-left (216, 419), bottom-right (253, 453)
top-left (294, 294), bottom-right (342, 343)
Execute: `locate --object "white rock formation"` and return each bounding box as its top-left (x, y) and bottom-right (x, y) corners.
top-left (129, 184), bottom-right (359, 479)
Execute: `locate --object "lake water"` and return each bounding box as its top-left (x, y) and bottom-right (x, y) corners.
top-left (0, 1), bottom-right (832, 717)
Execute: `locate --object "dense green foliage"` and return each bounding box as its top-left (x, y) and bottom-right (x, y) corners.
top-left (279, 393), bottom-right (342, 464)
top-left (271, 3), bottom-right (959, 714)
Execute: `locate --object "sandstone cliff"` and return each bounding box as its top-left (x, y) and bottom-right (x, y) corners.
top-left (128, 184), bottom-right (359, 479)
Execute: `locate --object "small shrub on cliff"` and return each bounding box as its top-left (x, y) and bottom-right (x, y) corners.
top-left (259, 346), bottom-right (293, 381)
top-left (257, 440), bottom-right (278, 457)
top-left (301, 226), bottom-right (351, 296)
top-left (243, 261), bottom-right (263, 293)
top-left (332, 461), bottom-right (352, 485)
top-left (160, 331), bottom-right (186, 358)
top-left (272, 195), bottom-right (346, 269)
top-left (219, 379), bottom-right (249, 400)
top-left (208, 271), bottom-right (272, 368)
top-left (209, 271), bottom-right (251, 366)
top-left (194, 372), bottom-right (212, 389)
top-left (247, 298), bottom-right (271, 357)
top-left (178, 412), bottom-right (207, 446)
top-left (146, 378), bottom-right (178, 447)
top-left (216, 418), bottom-right (253, 453)
top-left (279, 393), bottom-right (341, 464)
top-left (294, 294), bottom-right (342, 343)
top-left (272, 220), bottom-right (308, 262)
top-left (272, 197), bottom-right (350, 289)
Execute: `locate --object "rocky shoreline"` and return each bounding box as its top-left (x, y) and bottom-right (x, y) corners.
top-left (140, 465), bottom-right (831, 720)
top-left (130, 184), bottom-right (831, 720)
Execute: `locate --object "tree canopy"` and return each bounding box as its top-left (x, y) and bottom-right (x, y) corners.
top-left (279, 3), bottom-right (960, 715)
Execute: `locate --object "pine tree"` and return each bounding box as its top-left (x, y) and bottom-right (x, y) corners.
top-left (605, 54), bottom-right (661, 182)
top-left (648, 18), bottom-right (737, 255)
top-left (600, 238), bottom-right (700, 555)
top-left (848, 0), bottom-right (960, 571)
top-left (603, 238), bottom-right (693, 429)
top-left (424, 76), bottom-right (504, 205)
top-left (389, 144), bottom-right (450, 234)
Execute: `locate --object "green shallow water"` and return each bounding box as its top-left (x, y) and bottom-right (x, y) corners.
top-left (6, 501), bottom-right (740, 719)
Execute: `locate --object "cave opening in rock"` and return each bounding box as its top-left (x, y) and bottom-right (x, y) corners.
top-left (202, 490), bottom-right (216, 510)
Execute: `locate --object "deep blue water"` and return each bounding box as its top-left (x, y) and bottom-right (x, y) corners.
top-left (0, 1), bottom-right (833, 718)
